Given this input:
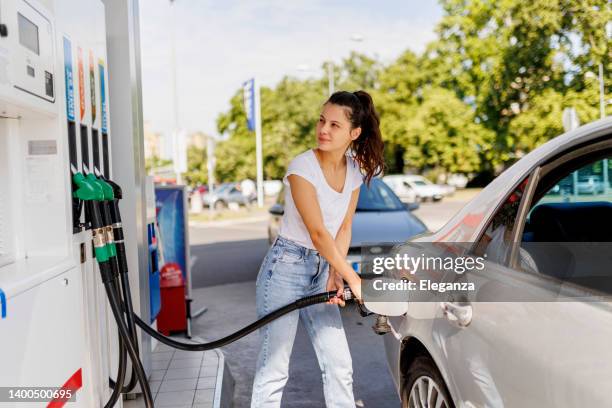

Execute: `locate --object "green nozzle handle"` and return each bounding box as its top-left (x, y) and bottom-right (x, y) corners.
top-left (86, 173), bottom-right (114, 201)
top-left (73, 172), bottom-right (104, 201)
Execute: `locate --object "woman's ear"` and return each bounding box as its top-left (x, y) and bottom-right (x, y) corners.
top-left (350, 127), bottom-right (362, 141)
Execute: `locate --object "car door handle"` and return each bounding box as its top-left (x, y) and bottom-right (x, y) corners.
top-left (440, 302), bottom-right (472, 327)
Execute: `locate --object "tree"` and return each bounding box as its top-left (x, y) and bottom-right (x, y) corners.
top-left (145, 155), bottom-right (172, 173)
top-left (183, 145), bottom-right (208, 187)
top-left (402, 87), bottom-right (494, 176)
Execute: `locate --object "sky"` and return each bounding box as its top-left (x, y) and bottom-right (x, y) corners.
top-left (138, 0), bottom-right (443, 148)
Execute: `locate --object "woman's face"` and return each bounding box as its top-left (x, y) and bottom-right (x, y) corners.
top-left (316, 103), bottom-right (361, 152)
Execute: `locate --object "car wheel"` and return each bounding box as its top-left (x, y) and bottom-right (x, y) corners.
top-left (214, 201), bottom-right (226, 210)
top-left (402, 356), bottom-right (453, 408)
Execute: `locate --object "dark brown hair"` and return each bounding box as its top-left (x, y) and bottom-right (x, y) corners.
top-left (326, 90), bottom-right (385, 185)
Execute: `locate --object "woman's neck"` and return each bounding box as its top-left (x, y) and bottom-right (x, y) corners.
top-left (314, 148), bottom-right (346, 171)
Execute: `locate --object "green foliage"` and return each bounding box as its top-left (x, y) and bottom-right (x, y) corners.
top-left (214, 1), bottom-right (610, 181)
top-left (145, 155), bottom-right (172, 173)
top-left (403, 87), bottom-right (494, 174)
top-left (183, 146), bottom-right (208, 186)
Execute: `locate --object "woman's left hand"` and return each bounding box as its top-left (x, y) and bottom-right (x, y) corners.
top-left (326, 268), bottom-right (346, 307)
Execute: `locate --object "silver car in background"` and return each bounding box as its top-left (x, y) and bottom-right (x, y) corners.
top-left (380, 118), bottom-right (612, 407)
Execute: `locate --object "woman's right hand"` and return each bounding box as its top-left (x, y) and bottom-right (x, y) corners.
top-left (347, 275), bottom-right (362, 302)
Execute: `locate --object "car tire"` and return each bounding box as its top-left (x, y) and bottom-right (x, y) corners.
top-left (402, 355), bottom-right (453, 408)
top-left (214, 200), bottom-right (226, 210)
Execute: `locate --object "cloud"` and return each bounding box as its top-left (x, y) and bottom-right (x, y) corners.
top-left (139, 0), bottom-right (442, 139)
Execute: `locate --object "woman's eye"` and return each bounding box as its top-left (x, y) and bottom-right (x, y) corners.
top-left (332, 123), bottom-right (338, 128)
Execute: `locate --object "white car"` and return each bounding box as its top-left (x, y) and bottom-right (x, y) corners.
top-left (383, 174), bottom-right (448, 202)
top-left (376, 117), bottom-right (612, 407)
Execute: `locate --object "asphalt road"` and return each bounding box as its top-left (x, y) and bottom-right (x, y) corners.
top-left (187, 197), bottom-right (473, 407)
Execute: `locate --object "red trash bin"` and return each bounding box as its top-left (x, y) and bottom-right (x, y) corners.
top-left (157, 262), bottom-right (187, 335)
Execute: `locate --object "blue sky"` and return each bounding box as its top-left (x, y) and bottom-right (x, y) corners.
top-left (139, 0), bottom-right (443, 143)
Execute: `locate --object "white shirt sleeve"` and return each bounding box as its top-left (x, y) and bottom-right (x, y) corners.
top-left (282, 154), bottom-right (317, 187)
top-left (350, 158), bottom-right (364, 191)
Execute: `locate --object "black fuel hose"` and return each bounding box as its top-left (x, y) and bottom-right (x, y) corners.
top-left (89, 198), bottom-right (153, 408)
top-left (105, 331), bottom-right (126, 408)
top-left (133, 289), bottom-right (354, 351)
top-left (101, 262), bottom-right (154, 408)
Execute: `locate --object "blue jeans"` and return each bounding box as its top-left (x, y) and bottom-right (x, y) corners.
top-left (251, 236), bottom-right (355, 408)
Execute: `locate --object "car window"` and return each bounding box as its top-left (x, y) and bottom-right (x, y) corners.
top-left (357, 179), bottom-right (404, 211)
top-left (518, 155), bottom-right (612, 292)
top-left (472, 178), bottom-right (529, 267)
top-left (529, 157), bottom-right (611, 209)
top-left (412, 180), bottom-right (427, 186)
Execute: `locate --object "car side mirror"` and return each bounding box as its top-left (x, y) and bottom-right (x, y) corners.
top-left (269, 203), bottom-right (284, 216)
top-left (404, 202), bottom-right (419, 211)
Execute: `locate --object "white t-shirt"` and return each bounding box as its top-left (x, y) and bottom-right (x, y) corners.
top-left (278, 149), bottom-right (364, 249)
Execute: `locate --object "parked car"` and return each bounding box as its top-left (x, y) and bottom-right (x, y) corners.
top-left (202, 182), bottom-right (256, 209)
top-left (383, 174), bottom-right (449, 202)
top-left (446, 173), bottom-right (469, 189)
top-left (576, 175), bottom-right (606, 195)
top-left (267, 178), bottom-right (428, 272)
top-left (380, 175), bottom-right (419, 203)
top-left (378, 117), bottom-right (612, 407)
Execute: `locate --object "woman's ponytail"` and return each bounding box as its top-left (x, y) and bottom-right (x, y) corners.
top-left (326, 90), bottom-right (385, 185)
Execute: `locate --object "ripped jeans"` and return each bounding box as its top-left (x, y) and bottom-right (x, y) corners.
top-left (250, 235), bottom-right (355, 408)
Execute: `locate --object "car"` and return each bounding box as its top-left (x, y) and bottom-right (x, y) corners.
top-left (376, 117), bottom-right (612, 408)
top-left (267, 178), bottom-right (428, 272)
top-left (380, 175), bottom-right (419, 203)
top-left (383, 174), bottom-right (449, 202)
top-left (202, 182), bottom-right (256, 209)
top-left (447, 173), bottom-right (469, 189)
top-left (576, 175), bottom-right (606, 195)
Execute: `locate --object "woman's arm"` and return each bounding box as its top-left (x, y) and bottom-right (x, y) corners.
top-left (333, 189), bottom-right (359, 257)
top-left (327, 189), bottom-right (360, 304)
top-left (288, 175), bottom-right (361, 299)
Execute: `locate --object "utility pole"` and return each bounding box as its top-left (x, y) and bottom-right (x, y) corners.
top-left (169, 0), bottom-right (183, 184)
top-left (254, 78), bottom-right (264, 207)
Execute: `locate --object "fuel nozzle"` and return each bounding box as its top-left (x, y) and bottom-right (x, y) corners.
top-left (372, 315), bottom-right (392, 335)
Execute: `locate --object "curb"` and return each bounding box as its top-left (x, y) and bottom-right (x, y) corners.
top-left (212, 348), bottom-right (234, 408)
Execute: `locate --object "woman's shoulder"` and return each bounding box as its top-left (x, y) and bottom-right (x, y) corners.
top-left (288, 149), bottom-right (315, 169)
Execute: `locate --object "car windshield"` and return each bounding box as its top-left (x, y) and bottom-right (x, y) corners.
top-left (357, 179), bottom-right (405, 211)
top-left (411, 180), bottom-right (428, 186)
top-left (215, 183), bottom-right (233, 194)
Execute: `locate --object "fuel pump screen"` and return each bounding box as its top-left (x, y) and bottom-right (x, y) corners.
top-left (18, 13), bottom-right (40, 55)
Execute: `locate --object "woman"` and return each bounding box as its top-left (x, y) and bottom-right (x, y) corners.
top-left (251, 90), bottom-right (385, 408)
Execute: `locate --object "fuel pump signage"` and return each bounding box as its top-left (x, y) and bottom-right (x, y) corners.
top-left (77, 47), bottom-right (85, 121)
top-left (62, 37), bottom-right (75, 121)
top-left (89, 50), bottom-right (96, 124)
top-left (99, 61), bottom-right (107, 134)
